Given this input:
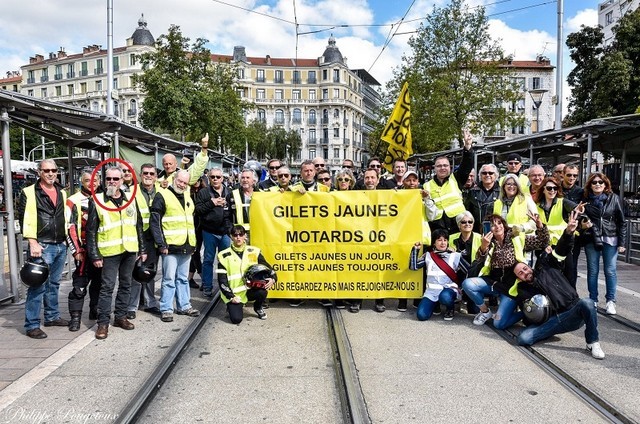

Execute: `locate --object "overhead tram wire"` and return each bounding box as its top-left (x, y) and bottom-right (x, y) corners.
top-left (367, 0), bottom-right (418, 73)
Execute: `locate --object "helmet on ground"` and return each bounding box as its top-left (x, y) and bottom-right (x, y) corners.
top-left (20, 257), bottom-right (49, 287)
top-left (132, 258), bottom-right (156, 283)
top-left (523, 294), bottom-right (551, 324)
top-left (244, 264), bottom-right (276, 288)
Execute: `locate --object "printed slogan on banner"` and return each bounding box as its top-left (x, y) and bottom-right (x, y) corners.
top-left (250, 190), bottom-right (423, 299)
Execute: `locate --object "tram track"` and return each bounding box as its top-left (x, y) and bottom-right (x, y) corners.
top-left (493, 327), bottom-right (634, 424)
top-left (597, 308), bottom-right (640, 333)
top-left (114, 293), bottom-right (222, 424)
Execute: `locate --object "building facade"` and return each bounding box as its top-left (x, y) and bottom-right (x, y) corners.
top-left (598, 0), bottom-right (640, 45)
top-left (222, 36), bottom-right (381, 168)
top-left (18, 15), bottom-right (155, 126)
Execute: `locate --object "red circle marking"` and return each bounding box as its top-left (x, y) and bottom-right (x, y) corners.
top-left (90, 158), bottom-right (138, 213)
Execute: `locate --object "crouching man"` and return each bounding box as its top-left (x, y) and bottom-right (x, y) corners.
top-left (217, 225), bottom-right (276, 324)
top-left (512, 210), bottom-right (604, 359)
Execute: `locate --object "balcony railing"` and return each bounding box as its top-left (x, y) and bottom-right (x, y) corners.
top-left (343, 138), bottom-right (351, 146)
top-left (321, 117), bottom-right (330, 125)
top-left (308, 77), bottom-right (316, 83)
top-left (274, 77), bottom-right (284, 83)
top-left (308, 139), bottom-right (317, 146)
top-left (256, 76), bottom-right (265, 82)
top-left (113, 65), bottom-right (119, 72)
top-left (40, 76), bottom-right (49, 82)
top-left (319, 138), bottom-right (329, 145)
top-left (127, 109), bottom-right (137, 116)
top-left (54, 73), bottom-right (63, 80)
top-left (94, 68), bottom-right (104, 75)
top-left (80, 70), bottom-right (88, 77)
top-left (292, 118), bottom-right (301, 124)
top-left (308, 117), bottom-right (317, 125)
top-left (274, 118), bottom-right (285, 125)
top-left (292, 77), bottom-right (302, 84)
top-left (27, 77), bottom-right (35, 84)
top-left (67, 71), bottom-right (75, 78)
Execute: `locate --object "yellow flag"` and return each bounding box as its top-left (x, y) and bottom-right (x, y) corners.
top-left (381, 81), bottom-right (412, 171)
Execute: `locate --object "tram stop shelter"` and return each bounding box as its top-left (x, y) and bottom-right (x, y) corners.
top-left (0, 88), bottom-right (237, 305)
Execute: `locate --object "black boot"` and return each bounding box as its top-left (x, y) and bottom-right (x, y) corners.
top-left (69, 312), bottom-right (81, 332)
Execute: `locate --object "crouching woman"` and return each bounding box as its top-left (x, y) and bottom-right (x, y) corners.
top-left (410, 229), bottom-right (462, 321)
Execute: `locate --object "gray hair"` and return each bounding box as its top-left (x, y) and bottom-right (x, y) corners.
top-left (455, 211), bottom-right (474, 227)
top-left (499, 173), bottom-right (525, 201)
top-left (479, 163), bottom-right (498, 175)
top-left (38, 159), bottom-right (57, 171)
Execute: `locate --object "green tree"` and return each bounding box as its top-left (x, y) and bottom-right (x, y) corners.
top-left (565, 9), bottom-right (640, 125)
top-left (386, 0), bottom-right (523, 153)
top-left (134, 25), bottom-right (247, 152)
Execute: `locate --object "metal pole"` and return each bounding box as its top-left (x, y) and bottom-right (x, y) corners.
top-left (579, 146), bottom-right (584, 186)
top-left (529, 143), bottom-right (534, 167)
top-left (1, 108), bottom-right (21, 302)
top-left (555, 0), bottom-right (564, 130)
top-left (106, 0), bottom-right (114, 116)
top-left (586, 133), bottom-right (593, 174)
top-left (21, 127), bottom-right (26, 161)
top-left (114, 131), bottom-right (120, 159)
top-left (620, 141), bottom-right (627, 203)
top-left (67, 139), bottom-right (74, 192)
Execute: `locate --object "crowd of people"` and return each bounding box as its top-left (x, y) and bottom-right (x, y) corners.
top-left (16, 133), bottom-right (627, 359)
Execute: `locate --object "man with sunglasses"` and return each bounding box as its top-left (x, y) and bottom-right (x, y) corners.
top-left (424, 129), bottom-right (474, 233)
top-left (17, 159), bottom-right (69, 339)
top-left (316, 169), bottom-right (334, 190)
top-left (466, 164), bottom-right (500, 234)
top-left (120, 162), bottom-right (135, 192)
top-left (86, 167), bottom-right (147, 339)
top-left (195, 167), bottom-right (232, 297)
top-left (270, 166), bottom-right (293, 192)
top-left (127, 163), bottom-right (162, 318)
top-left (500, 153), bottom-right (530, 189)
top-left (258, 159), bottom-right (282, 191)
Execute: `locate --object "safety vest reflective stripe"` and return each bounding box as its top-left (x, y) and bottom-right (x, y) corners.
top-left (538, 199), bottom-right (567, 245)
top-left (66, 191), bottom-right (85, 232)
top-left (217, 246), bottom-right (261, 304)
top-left (449, 232), bottom-right (482, 259)
top-left (160, 188), bottom-right (195, 246)
top-left (22, 185), bottom-right (68, 239)
top-left (95, 193), bottom-right (139, 256)
top-left (425, 175), bottom-right (465, 218)
top-left (135, 189), bottom-right (150, 231)
top-left (232, 189), bottom-right (250, 231)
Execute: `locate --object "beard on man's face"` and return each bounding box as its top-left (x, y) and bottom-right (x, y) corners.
top-left (173, 181), bottom-right (186, 194)
top-left (106, 185), bottom-right (118, 197)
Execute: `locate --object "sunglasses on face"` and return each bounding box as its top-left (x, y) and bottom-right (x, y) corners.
top-left (40, 169), bottom-right (58, 173)
top-left (209, 175), bottom-right (222, 180)
top-left (544, 186), bottom-right (558, 192)
top-left (504, 183), bottom-right (517, 187)
top-left (230, 232), bottom-right (245, 237)
top-left (369, 164), bottom-right (381, 169)
top-left (481, 171), bottom-right (494, 176)
top-left (460, 220), bottom-right (473, 225)
top-left (343, 165), bottom-right (353, 168)
top-left (337, 177), bottom-right (351, 183)
top-left (122, 169), bottom-right (131, 174)
top-left (318, 177), bottom-right (331, 182)
top-left (105, 177), bottom-right (120, 181)
top-left (591, 180), bottom-right (605, 185)
top-left (269, 166), bottom-right (281, 170)
top-left (314, 164), bottom-right (325, 168)
top-left (278, 174), bottom-right (290, 178)
top-left (142, 171), bottom-right (156, 176)
top-left (565, 173), bottom-right (578, 178)
top-left (507, 161), bottom-right (520, 166)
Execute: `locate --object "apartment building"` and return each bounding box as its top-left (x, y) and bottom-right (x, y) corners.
top-left (0, 71), bottom-right (21, 92)
top-left (598, 0), bottom-right (639, 45)
top-left (19, 15), bottom-right (155, 125)
top-left (223, 35), bottom-right (381, 168)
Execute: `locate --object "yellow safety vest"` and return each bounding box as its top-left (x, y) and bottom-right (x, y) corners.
top-left (479, 232), bottom-right (527, 278)
top-left (232, 189), bottom-right (251, 231)
top-left (538, 198), bottom-right (566, 246)
top-left (216, 245), bottom-right (261, 303)
top-left (135, 186), bottom-right (151, 232)
top-left (22, 184), bottom-right (68, 239)
top-left (425, 174), bottom-right (466, 219)
top-left (95, 193), bottom-right (139, 256)
top-left (493, 196), bottom-right (529, 227)
top-left (159, 188), bottom-right (195, 247)
top-left (499, 174), bottom-right (530, 190)
top-left (65, 191), bottom-right (85, 234)
top-left (449, 232), bottom-right (482, 260)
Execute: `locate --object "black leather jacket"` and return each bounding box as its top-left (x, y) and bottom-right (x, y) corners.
top-left (85, 190), bottom-right (146, 261)
top-left (584, 193), bottom-right (626, 247)
top-left (17, 180), bottom-right (67, 243)
top-left (194, 184), bottom-right (232, 235)
top-left (465, 183), bottom-right (500, 233)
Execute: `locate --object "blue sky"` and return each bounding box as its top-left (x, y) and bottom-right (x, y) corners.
top-left (0, 1), bottom-right (603, 114)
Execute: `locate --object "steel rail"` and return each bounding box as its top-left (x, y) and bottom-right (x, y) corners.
top-left (597, 308), bottom-right (640, 333)
top-left (494, 327), bottom-right (633, 424)
top-left (115, 293), bottom-right (221, 424)
top-left (326, 308), bottom-right (371, 424)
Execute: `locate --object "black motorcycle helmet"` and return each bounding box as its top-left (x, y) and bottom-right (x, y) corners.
top-left (132, 258), bottom-right (156, 283)
top-left (20, 257), bottom-right (50, 287)
top-left (244, 264), bottom-right (276, 288)
top-left (523, 294), bottom-right (551, 324)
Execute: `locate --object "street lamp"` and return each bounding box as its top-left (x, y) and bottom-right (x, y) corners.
top-left (528, 89), bottom-right (548, 133)
top-left (27, 142), bottom-right (55, 162)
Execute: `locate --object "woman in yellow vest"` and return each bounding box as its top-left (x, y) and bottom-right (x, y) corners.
top-left (493, 173), bottom-right (538, 234)
top-left (533, 177), bottom-right (580, 247)
top-left (461, 213), bottom-right (549, 329)
top-left (217, 225), bottom-right (276, 323)
top-left (449, 211), bottom-right (483, 313)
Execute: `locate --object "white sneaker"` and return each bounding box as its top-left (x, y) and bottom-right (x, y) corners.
top-left (473, 310), bottom-right (493, 326)
top-left (605, 300), bottom-right (616, 315)
top-left (587, 342), bottom-right (605, 359)
top-left (593, 301), bottom-right (598, 309)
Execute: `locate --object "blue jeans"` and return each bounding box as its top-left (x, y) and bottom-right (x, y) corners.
top-left (584, 242), bottom-right (618, 303)
top-left (24, 242), bottom-right (67, 331)
top-left (517, 298), bottom-right (599, 346)
top-left (417, 288), bottom-right (456, 321)
top-left (201, 231), bottom-right (231, 292)
top-left (461, 277), bottom-right (523, 329)
top-left (160, 253), bottom-right (192, 313)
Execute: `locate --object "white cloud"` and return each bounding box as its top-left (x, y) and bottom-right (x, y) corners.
top-left (488, 19), bottom-right (556, 60)
top-left (566, 8), bottom-right (598, 33)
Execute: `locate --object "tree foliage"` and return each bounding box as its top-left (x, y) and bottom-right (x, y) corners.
top-left (245, 120), bottom-right (302, 163)
top-left (134, 25), bottom-right (247, 153)
top-left (565, 9), bottom-right (640, 125)
top-left (386, 0), bottom-right (523, 153)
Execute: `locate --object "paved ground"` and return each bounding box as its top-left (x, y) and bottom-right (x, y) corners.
top-left (0, 257), bottom-right (639, 423)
